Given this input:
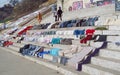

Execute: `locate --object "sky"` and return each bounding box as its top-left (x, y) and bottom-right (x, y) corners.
top-left (0, 0), bottom-right (10, 7)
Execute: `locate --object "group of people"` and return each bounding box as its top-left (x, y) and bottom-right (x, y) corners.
top-left (53, 6), bottom-right (63, 21)
top-left (37, 5), bottom-right (63, 24)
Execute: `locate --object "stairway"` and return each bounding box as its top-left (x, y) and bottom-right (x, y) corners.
top-left (81, 25), bottom-right (120, 75)
top-left (82, 43), bottom-right (120, 75)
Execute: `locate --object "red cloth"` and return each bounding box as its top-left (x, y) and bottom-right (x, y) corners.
top-left (4, 41), bottom-right (13, 47)
top-left (18, 26), bottom-right (33, 36)
top-left (80, 29), bottom-right (95, 44)
top-left (86, 29), bottom-right (95, 35)
top-left (80, 35), bottom-right (92, 43)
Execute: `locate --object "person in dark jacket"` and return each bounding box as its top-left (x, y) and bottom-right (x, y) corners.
top-left (57, 7), bottom-right (63, 21)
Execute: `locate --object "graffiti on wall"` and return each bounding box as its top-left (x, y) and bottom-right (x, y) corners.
top-left (97, 0), bottom-right (115, 6)
top-left (72, 1), bottom-right (83, 10)
top-left (68, 0), bottom-right (115, 11)
top-left (85, 3), bottom-right (91, 8)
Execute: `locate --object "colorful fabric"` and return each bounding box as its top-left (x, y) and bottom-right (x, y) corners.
top-left (51, 38), bottom-right (61, 44)
top-left (50, 48), bottom-right (60, 56)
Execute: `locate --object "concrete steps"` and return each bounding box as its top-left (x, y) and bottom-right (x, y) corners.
top-left (13, 43), bottom-right (25, 48)
top-left (6, 42), bottom-right (59, 62)
top-left (107, 36), bottom-right (120, 42)
top-left (91, 56), bottom-right (120, 72)
top-left (99, 49), bottom-right (120, 60)
top-left (107, 43), bottom-right (120, 51)
top-left (8, 45), bottom-right (20, 52)
top-left (72, 39), bottom-right (81, 45)
top-left (109, 25), bottom-right (120, 31)
top-left (0, 46), bottom-right (88, 75)
top-left (82, 64), bottom-right (120, 75)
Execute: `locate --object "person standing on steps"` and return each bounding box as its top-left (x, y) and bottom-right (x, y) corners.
top-left (51, 4), bottom-right (57, 22)
top-left (37, 12), bottom-right (42, 24)
top-left (57, 7), bottom-right (63, 21)
top-left (54, 11), bottom-right (57, 21)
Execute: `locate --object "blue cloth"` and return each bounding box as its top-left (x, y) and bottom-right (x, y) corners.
top-left (37, 51), bottom-right (50, 58)
top-left (21, 44), bottom-right (41, 56)
top-left (73, 30), bottom-right (85, 37)
top-left (50, 48), bottom-right (60, 56)
top-left (51, 38), bottom-right (61, 44)
top-left (67, 23), bottom-right (74, 27)
top-left (71, 20), bottom-right (76, 23)
top-left (59, 21), bottom-right (71, 28)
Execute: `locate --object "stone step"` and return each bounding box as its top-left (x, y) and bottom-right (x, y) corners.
top-left (109, 25), bottom-right (120, 30)
top-left (107, 42), bottom-right (120, 51)
top-left (99, 49), bottom-right (120, 60)
top-left (91, 56), bottom-right (120, 72)
top-left (8, 45), bottom-right (20, 52)
top-left (82, 64), bottom-right (120, 75)
top-left (13, 43), bottom-right (25, 48)
top-left (94, 30), bottom-right (103, 35)
top-left (72, 39), bottom-right (80, 45)
top-left (51, 44), bottom-right (71, 50)
top-left (107, 36), bottom-right (120, 42)
top-left (89, 41), bottom-right (104, 48)
top-left (94, 30), bottom-right (120, 35)
top-left (103, 30), bottom-right (120, 35)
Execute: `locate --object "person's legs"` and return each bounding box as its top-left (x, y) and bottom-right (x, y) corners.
top-left (58, 16), bottom-right (60, 21)
top-left (55, 16), bottom-right (57, 21)
top-left (60, 16), bottom-right (62, 21)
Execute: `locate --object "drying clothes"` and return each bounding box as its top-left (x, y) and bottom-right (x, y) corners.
top-left (19, 44), bottom-right (30, 53)
top-left (42, 23), bottom-right (51, 29)
top-left (50, 48), bottom-right (60, 56)
top-left (73, 30), bottom-right (85, 38)
top-left (43, 38), bottom-right (52, 44)
top-left (48, 22), bottom-right (60, 29)
top-left (67, 47), bottom-right (95, 69)
top-left (18, 26), bottom-right (33, 36)
top-left (80, 35), bottom-right (93, 43)
top-left (59, 20), bottom-right (74, 28)
top-left (60, 56), bottom-right (68, 65)
top-left (51, 38), bottom-right (61, 44)
top-left (94, 35), bottom-right (107, 42)
top-left (77, 42), bottom-right (107, 71)
top-left (19, 44), bottom-right (42, 56)
top-left (37, 51), bottom-right (50, 58)
top-left (67, 23), bottom-right (74, 27)
top-left (3, 41), bottom-right (13, 47)
top-left (60, 38), bottom-right (73, 45)
top-left (86, 29), bottom-right (95, 35)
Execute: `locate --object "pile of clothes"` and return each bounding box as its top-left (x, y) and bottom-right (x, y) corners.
top-left (32, 23), bottom-right (51, 30)
top-left (19, 44), bottom-right (45, 56)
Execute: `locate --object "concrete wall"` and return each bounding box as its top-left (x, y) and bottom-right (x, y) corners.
top-left (57, 0), bottom-right (115, 11)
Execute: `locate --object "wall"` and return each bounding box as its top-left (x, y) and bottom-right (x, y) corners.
top-left (57, 0), bottom-right (115, 11)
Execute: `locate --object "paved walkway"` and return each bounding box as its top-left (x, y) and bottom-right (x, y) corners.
top-left (0, 48), bottom-right (62, 75)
